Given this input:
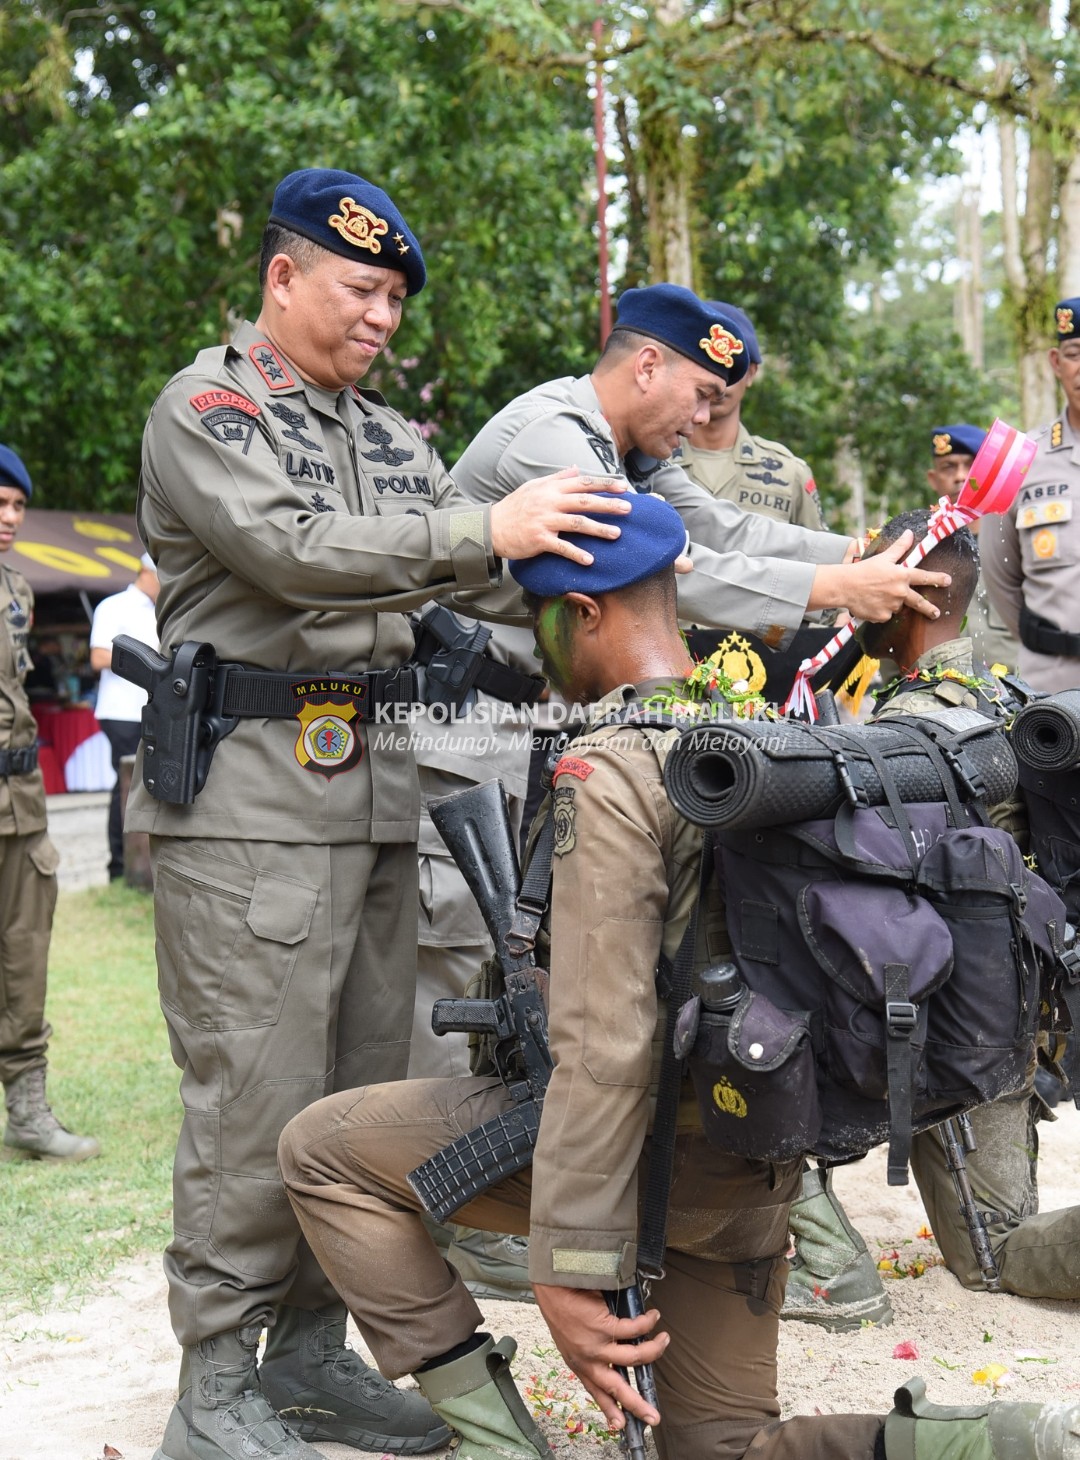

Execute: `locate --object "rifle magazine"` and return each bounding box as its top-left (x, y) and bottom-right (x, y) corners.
top-left (406, 1103), bottom-right (540, 1225)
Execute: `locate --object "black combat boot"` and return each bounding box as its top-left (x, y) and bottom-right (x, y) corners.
top-left (154, 1324), bottom-right (325, 1460)
top-left (260, 1303), bottom-right (450, 1454)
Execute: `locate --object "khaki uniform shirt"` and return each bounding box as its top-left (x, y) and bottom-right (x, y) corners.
top-left (0, 562), bottom-right (47, 837)
top-left (129, 321), bottom-right (514, 845)
top-left (677, 423), bottom-right (827, 530)
top-left (451, 375), bottom-right (851, 649)
top-left (528, 685), bottom-right (761, 1287)
top-left (980, 413), bottom-right (1080, 693)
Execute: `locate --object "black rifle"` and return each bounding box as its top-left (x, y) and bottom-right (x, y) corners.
top-left (406, 778), bottom-right (656, 1457)
top-left (939, 1113), bottom-right (1001, 1292)
top-left (111, 636), bottom-right (238, 804)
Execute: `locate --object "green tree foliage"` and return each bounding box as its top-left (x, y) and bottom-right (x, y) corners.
top-left (0, 1), bottom-right (597, 507)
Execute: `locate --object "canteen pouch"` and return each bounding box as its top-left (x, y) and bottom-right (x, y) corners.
top-left (683, 989), bottom-right (820, 1162)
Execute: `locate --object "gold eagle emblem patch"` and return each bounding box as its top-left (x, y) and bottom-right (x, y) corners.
top-left (1057, 306), bottom-right (1075, 336)
top-left (328, 197), bottom-right (389, 255)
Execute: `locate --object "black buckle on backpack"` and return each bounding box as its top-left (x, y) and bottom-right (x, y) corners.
top-left (1059, 943), bottom-right (1080, 987)
top-left (941, 747), bottom-right (986, 801)
top-left (886, 1001), bottom-right (917, 1037)
top-left (832, 748), bottom-right (868, 809)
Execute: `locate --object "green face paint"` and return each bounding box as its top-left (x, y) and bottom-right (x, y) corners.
top-left (534, 599), bottom-right (575, 697)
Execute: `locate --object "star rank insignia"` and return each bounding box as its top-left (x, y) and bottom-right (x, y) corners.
top-left (360, 419), bottom-right (415, 466)
top-left (310, 493), bottom-right (335, 513)
top-left (248, 342), bottom-right (296, 390)
top-left (268, 401), bottom-right (323, 452)
top-left (393, 231), bottom-right (410, 255)
top-left (1052, 419), bottom-right (1064, 448)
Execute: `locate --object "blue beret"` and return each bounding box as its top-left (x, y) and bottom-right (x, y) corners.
top-left (0, 444), bottom-right (31, 500)
top-left (269, 168), bottom-right (426, 296)
top-left (708, 301), bottom-right (762, 365)
top-left (930, 424), bottom-right (986, 460)
top-left (1056, 298), bottom-right (1080, 341)
top-left (509, 492), bottom-right (688, 599)
top-left (613, 284), bottom-right (750, 385)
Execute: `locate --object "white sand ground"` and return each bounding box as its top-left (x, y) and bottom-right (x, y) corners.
top-left (2, 1112), bottom-right (1078, 1460)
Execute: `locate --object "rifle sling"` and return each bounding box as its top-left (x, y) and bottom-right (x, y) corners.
top-left (637, 831), bottom-right (713, 1282)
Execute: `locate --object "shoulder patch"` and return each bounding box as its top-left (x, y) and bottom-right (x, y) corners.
top-left (805, 476), bottom-right (817, 494)
top-left (552, 785), bottom-right (577, 857)
top-left (189, 390), bottom-right (260, 417)
top-left (248, 342), bottom-right (297, 391)
top-left (553, 755), bottom-right (594, 785)
top-left (1051, 419), bottom-right (1064, 448)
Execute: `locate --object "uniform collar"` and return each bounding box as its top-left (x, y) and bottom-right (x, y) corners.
top-left (910, 637), bottom-right (975, 677)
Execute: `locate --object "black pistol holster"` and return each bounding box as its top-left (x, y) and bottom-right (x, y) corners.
top-left (410, 603), bottom-right (545, 712)
top-left (112, 636), bottom-right (238, 805)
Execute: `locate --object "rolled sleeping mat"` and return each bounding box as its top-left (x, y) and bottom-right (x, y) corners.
top-left (663, 706), bottom-right (1017, 831)
top-left (1011, 690), bottom-right (1080, 773)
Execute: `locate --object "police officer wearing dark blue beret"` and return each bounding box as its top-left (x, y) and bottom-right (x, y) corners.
top-left (132, 167), bottom-right (632, 1460)
top-left (0, 446), bottom-right (100, 1166)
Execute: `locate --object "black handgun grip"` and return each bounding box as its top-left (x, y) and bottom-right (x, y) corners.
top-left (406, 1103), bottom-right (540, 1224)
top-left (430, 997), bottom-right (507, 1038)
top-left (112, 634), bottom-right (170, 693)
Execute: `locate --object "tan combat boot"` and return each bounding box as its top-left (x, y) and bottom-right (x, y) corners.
top-left (3, 1067), bottom-right (100, 1161)
top-left (782, 1163), bottom-right (893, 1331)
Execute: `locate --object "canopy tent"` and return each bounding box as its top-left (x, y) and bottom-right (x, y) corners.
top-left (11, 508), bottom-right (143, 601)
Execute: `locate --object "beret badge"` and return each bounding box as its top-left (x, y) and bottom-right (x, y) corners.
top-left (699, 324), bottom-right (745, 369)
top-left (328, 197), bottom-right (389, 256)
top-left (933, 433), bottom-right (952, 457)
top-left (1057, 306), bottom-right (1075, 336)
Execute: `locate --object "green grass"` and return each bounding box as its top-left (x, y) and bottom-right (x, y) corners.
top-left (0, 881), bottom-right (178, 1314)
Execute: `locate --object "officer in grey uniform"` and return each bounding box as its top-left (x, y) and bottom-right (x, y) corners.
top-left (129, 167), bottom-right (634, 1460)
top-left (982, 299), bottom-right (1080, 692)
top-left (925, 424), bottom-right (1019, 674)
top-left (452, 283), bottom-right (949, 651)
top-left (0, 444), bottom-right (99, 1164)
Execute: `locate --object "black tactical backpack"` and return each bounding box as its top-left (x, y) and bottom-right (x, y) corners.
top-left (664, 710), bottom-right (1070, 1184)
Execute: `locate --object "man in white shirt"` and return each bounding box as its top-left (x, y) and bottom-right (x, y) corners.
top-left (90, 554), bottom-right (159, 879)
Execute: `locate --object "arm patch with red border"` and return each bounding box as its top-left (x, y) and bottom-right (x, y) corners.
top-left (553, 755), bottom-right (594, 785)
top-left (189, 390), bottom-right (260, 416)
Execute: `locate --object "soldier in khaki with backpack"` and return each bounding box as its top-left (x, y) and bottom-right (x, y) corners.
top-left (279, 492), bottom-right (1080, 1460)
top-left (783, 508), bottom-right (1080, 1331)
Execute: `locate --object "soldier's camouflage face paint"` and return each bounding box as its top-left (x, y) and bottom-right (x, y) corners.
top-left (533, 599), bottom-right (578, 701)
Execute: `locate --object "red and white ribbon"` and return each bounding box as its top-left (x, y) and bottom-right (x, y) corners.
top-left (782, 418), bottom-right (1037, 721)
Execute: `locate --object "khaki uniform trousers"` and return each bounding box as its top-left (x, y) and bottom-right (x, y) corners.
top-left (150, 834), bottom-right (418, 1348)
top-left (0, 830), bottom-right (58, 1087)
top-left (279, 1076), bottom-right (886, 1460)
top-left (910, 1088), bottom-right (1080, 1299)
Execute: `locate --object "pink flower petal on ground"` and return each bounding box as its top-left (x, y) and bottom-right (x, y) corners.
top-left (892, 1341), bottom-right (920, 1360)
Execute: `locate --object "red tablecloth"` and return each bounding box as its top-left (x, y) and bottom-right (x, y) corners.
top-left (31, 703), bottom-right (115, 793)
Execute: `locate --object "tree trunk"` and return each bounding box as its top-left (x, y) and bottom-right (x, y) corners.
top-left (1000, 114), bottom-right (1057, 428)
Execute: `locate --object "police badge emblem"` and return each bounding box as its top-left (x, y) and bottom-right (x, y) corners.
top-left (294, 698), bottom-right (364, 778)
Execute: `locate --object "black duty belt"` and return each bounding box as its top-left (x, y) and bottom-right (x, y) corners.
top-left (1020, 606), bottom-right (1080, 660)
top-left (0, 743), bottom-right (39, 776)
top-left (215, 663), bottom-right (419, 720)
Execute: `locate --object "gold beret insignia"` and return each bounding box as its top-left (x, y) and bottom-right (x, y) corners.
top-left (1057, 306), bottom-right (1075, 335)
top-left (933, 433), bottom-right (952, 457)
top-left (328, 197), bottom-right (389, 255)
top-left (699, 324), bottom-right (745, 369)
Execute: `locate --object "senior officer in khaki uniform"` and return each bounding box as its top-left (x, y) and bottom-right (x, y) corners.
top-left (278, 493), bottom-right (1080, 1460)
top-left (0, 444), bottom-right (98, 1164)
top-left (982, 299), bottom-right (1080, 692)
top-left (452, 283), bottom-right (948, 653)
top-left (925, 424), bottom-right (1019, 675)
top-left (130, 168), bottom-right (634, 1460)
top-left (676, 302), bottom-right (826, 529)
